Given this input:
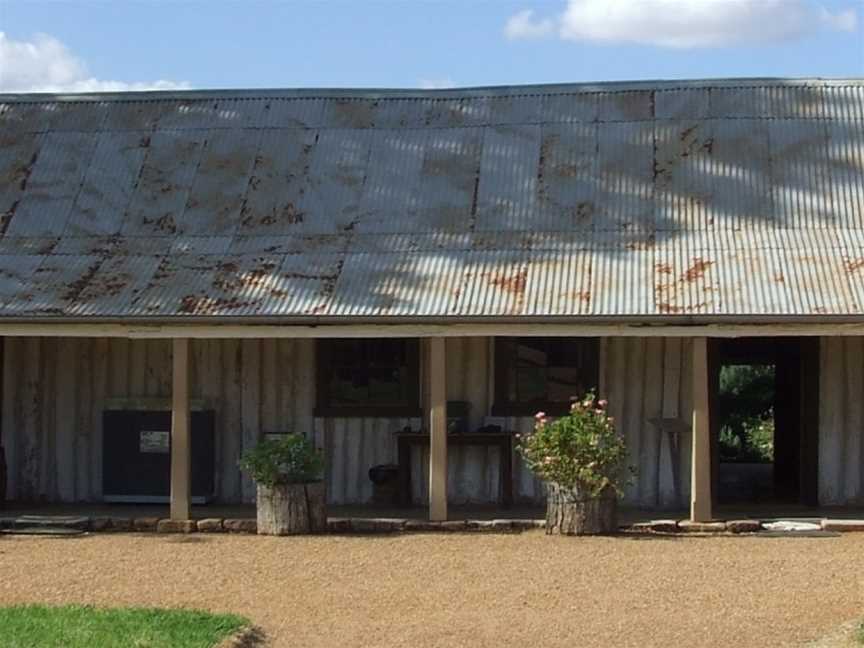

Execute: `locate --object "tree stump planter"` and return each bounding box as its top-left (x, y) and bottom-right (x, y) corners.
top-left (256, 482), bottom-right (327, 535)
top-left (545, 483), bottom-right (617, 536)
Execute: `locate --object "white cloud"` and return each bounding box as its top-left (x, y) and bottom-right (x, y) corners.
top-left (505, 0), bottom-right (859, 48)
top-left (504, 9), bottom-right (556, 40)
top-left (0, 32), bottom-right (190, 93)
top-left (819, 5), bottom-right (858, 32)
top-left (419, 77), bottom-right (455, 89)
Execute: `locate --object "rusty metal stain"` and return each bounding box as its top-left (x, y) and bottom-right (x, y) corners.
top-left (0, 79), bottom-right (861, 319)
top-left (487, 268), bottom-right (528, 301)
top-left (683, 258), bottom-right (714, 282)
top-left (845, 258), bottom-right (864, 274)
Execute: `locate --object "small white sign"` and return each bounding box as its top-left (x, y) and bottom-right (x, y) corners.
top-left (140, 430), bottom-right (170, 454)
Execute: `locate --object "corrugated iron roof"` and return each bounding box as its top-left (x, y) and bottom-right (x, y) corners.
top-left (0, 78), bottom-right (862, 321)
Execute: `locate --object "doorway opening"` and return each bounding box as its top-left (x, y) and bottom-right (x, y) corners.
top-left (717, 364), bottom-right (776, 502)
top-left (710, 338), bottom-right (819, 507)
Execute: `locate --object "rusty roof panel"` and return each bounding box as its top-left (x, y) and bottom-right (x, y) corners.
top-left (179, 128), bottom-right (260, 235)
top-left (534, 122), bottom-right (598, 232)
top-left (452, 250), bottom-right (529, 316)
top-left (708, 84), bottom-right (828, 120)
top-left (64, 131), bottom-right (150, 237)
top-left (769, 120), bottom-right (833, 229)
top-left (597, 90), bottom-right (654, 122)
top-left (473, 124), bottom-right (542, 232)
top-left (236, 128), bottom-right (318, 236)
top-left (229, 234), bottom-right (349, 255)
top-left (0, 131), bottom-right (43, 233)
top-left (590, 245), bottom-right (655, 316)
top-left (121, 129), bottom-right (205, 237)
top-left (411, 127), bottom-right (484, 232)
top-left (595, 121), bottom-right (655, 232)
top-left (1, 254), bottom-right (101, 315)
top-left (5, 132), bottom-right (98, 237)
top-left (0, 237), bottom-right (57, 255)
top-left (126, 253), bottom-right (215, 316)
top-left (263, 98), bottom-right (327, 128)
top-left (541, 92), bottom-right (598, 124)
top-left (654, 88), bottom-right (710, 120)
top-left (103, 101), bottom-right (171, 131)
top-left (326, 252), bottom-right (457, 316)
top-left (0, 255), bottom-right (46, 310)
top-left (267, 254), bottom-right (345, 316)
top-left (295, 128), bottom-right (375, 234)
top-left (170, 236), bottom-right (234, 255)
top-left (353, 129), bottom-right (428, 232)
top-left (69, 254), bottom-right (164, 316)
top-left (0, 79), bottom-right (862, 321)
top-left (1, 100), bottom-right (108, 133)
top-left (825, 119), bottom-right (864, 229)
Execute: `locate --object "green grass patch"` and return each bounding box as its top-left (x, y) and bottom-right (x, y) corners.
top-left (0, 604), bottom-right (249, 648)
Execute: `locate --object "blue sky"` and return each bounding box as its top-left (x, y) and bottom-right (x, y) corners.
top-left (0, 0), bottom-right (861, 92)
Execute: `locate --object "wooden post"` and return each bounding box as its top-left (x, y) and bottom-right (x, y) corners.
top-left (690, 337), bottom-right (713, 522)
top-left (170, 338), bottom-right (191, 521)
top-left (427, 337), bottom-right (447, 521)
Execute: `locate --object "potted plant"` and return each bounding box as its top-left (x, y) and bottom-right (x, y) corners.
top-left (239, 434), bottom-right (327, 535)
top-left (518, 394), bottom-right (633, 535)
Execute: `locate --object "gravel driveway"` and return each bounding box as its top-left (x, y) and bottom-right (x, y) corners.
top-left (0, 531), bottom-right (862, 647)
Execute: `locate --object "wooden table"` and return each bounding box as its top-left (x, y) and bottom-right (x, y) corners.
top-left (395, 432), bottom-right (514, 508)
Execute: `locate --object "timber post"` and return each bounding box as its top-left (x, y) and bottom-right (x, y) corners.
top-left (427, 337), bottom-right (447, 521)
top-left (170, 338), bottom-right (192, 521)
top-left (690, 336), bottom-right (713, 522)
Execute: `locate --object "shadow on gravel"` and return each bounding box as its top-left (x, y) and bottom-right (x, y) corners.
top-left (224, 625), bottom-right (267, 648)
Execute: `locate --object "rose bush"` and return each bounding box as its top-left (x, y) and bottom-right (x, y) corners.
top-left (517, 393), bottom-right (633, 497)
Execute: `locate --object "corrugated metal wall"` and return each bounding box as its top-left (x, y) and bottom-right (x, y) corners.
top-left (2, 337), bottom-right (315, 504)
top-left (323, 337), bottom-right (499, 505)
top-left (819, 337), bottom-right (864, 505)
top-left (21, 334), bottom-right (864, 510)
top-left (605, 337), bottom-right (693, 509)
top-left (2, 334), bottom-right (696, 509)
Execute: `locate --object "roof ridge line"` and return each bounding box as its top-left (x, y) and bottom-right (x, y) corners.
top-left (1, 77), bottom-right (862, 103)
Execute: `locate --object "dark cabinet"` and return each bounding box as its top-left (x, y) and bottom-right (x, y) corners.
top-left (102, 410), bottom-right (215, 503)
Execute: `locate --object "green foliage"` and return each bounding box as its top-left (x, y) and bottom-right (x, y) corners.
top-left (238, 434), bottom-right (324, 486)
top-left (718, 364), bottom-right (775, 463)
top-left (0, 605), bottom-right (248, 648)
top-left (517, 393), bottom-right (633, 497)
top-left (720, 415), bottom-right (775, 463)
top-left (718, 426), bottom-right (742, 458)
top-left (746, 417), bottom-right (775, 462)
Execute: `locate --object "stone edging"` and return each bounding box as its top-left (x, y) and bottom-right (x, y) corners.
top-left (627, 518), bottom-right (864, 534)
top-left (2, 515), bottom-right (863, 535)
top-left (0, 515), bottom-right (545, 535)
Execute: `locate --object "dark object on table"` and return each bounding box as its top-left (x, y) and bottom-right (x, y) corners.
top-left (369, 464), bottom-right (400, 485)
top-left (368, 464), bottom-right (401, 506)
top-left (447, 401), bottom-right (471, 434)
top-left (394, 431), bottom-right (513, 508)
top-left (477, 424), bottom-right (502, 434)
